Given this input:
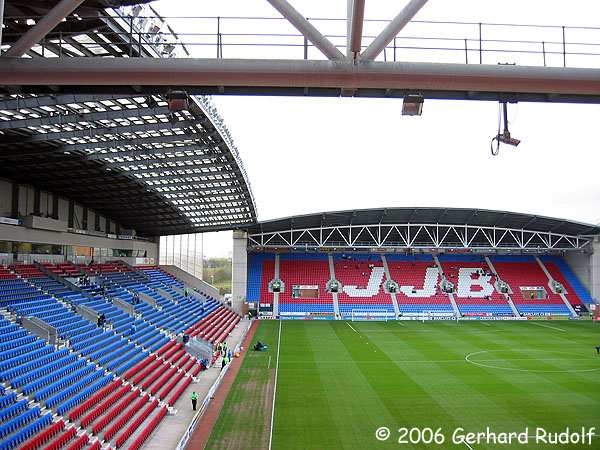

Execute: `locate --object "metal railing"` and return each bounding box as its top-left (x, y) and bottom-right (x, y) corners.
top-left (3, 14), bottom-right (600, 69)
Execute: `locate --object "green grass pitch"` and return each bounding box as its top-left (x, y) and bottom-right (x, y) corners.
top-left (206, 320), bottom-right (600, 450)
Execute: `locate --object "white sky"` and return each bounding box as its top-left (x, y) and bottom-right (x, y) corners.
top-left (153, 1), bottom-right (600, 257)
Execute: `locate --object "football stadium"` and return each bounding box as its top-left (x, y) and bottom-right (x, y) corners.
top-left (0, 1), bottom-right (599, 449)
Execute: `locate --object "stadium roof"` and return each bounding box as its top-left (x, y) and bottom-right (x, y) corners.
top-left (0, 2), bottom-right (257, 236)
top-left (245, 207), bottom-right (600, 252)
top-left (247, 208), bottom-right (600, 236)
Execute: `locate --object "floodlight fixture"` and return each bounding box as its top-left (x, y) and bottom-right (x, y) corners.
top-left (402, 94), bottom-right (424, 116)
top-left (167, 90), bottom-right (189, 112)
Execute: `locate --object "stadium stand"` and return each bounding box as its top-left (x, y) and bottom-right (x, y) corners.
top-left (491, 256), bottom-right (572, 315)
top-left (385, 255), bottom-right (455, 315)
top-left (251, 252), bottom-right (593, 318)
top-left (540, 255), bottom-right (592, 311)
top-left (247, 254), bottom-right (276, 307)
top-left (278, 254), bottom-right (335, 315)
top-left (0, 262), bottom-right (239, 450)
top-left (334, 254), bottom-right (394, 317)
top-left (438, 255), bottom-right (514, 316)
top-left (246, 254), bottom-right (272, 303)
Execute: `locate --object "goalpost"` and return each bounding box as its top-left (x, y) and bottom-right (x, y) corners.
top-left (350, 309), bottom-right (392, 322)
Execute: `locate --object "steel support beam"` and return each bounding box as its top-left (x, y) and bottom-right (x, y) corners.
top-left (349, 0), bottom-right (365, 58)
top-left (0, 105), bottom-right (172, 130)
top-left (0, 120), bottom-right (203, 146)
top-left (88, 143), bottom-right (220, 160)
top-left (10, 182), bottom-right (18, 219)
top-left (4, 0), bottom-right (86, 58)
top-left (119, 161), bottom-right (232, 175)
top-left (153, 184), bottom-right (239, 194)
top-left (2, 58), bottom-right (600, 100)
top-left (136, 172), bottom-right (234, 182)
top-left (265, 0), bottom-right (345, 61)
top-left (106, 153), bottom-right (225, 168)
top-left (57, 132), bottom-right (211, 154)
top-left (346, 0), bottom-right (352, 58)
top-left (0, 94), bottom-right (136, 110)
top-left (361, 0), bottom-right (429, 61)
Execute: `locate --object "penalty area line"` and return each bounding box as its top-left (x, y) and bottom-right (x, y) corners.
top-left (268, 320), bottom-right (282, 450)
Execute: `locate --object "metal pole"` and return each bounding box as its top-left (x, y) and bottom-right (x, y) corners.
top-left (0, 0), bottom-right (5, 54)
top-left (562, 26), bottom-right (566, 67)
top-left (478, 23), bottom-right (482, 64)
top-left (4, 0), bottom-right (85, 57)
top-left (129, 17), bottom-right (133, 57)
top-left (217, 17), bottom-right (220, 59)
top-left (303, 36), bottom-right (308, 60)
top-left (349, 0), bottom-right (365, 57)
top-left (464, 38), bottom-right (468, 64)
top-left (542, 41), bottom-right (546, 67)
top-left (346, 0), bottom-right (353, 59)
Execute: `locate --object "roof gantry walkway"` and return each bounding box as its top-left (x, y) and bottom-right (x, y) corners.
top-left (1, 1), bottom-right (600, 102)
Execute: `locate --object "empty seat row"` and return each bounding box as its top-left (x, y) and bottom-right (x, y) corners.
top-left (0, 405), bottom-right (41, 439)
top-left (0, 348), bottom-right (70, 382)
top-left (18, 418), bottom-right (65, 450)
top-left (20, 358), bottom-right (85, 393)
top-left (0, 410), bottom-right (51, 450)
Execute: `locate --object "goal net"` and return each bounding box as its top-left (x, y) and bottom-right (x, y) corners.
top-left (350, 309), bottom-right (393, 322)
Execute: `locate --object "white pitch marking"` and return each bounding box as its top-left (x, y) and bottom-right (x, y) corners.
top-left (267, 355), bottom-right (271, 369)
top-left (346, 322), bottom-right (360, 334)
top-left (531, 322), bottom-right (567, 332)
top-left (279, 357), bottom-right (593, 365)
top-left (268, 320), bottom-right (282, 450)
